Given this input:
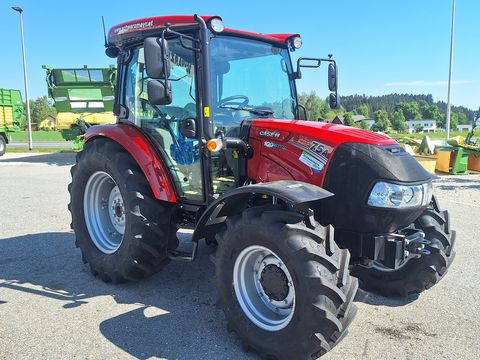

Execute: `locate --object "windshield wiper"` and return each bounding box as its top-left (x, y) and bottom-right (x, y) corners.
top-left (219, 105), bottom-right (274, 117)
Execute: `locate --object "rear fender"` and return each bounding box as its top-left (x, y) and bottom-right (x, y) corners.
top-left (84, 124), bottom-right (177, 203)
top-left (192, 180), bottom-right (333, 242)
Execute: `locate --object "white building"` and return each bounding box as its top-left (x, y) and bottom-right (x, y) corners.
top-left (406, 119), bottom-right (437, 134)
top-left (457, 124), bottom-right (472, 132)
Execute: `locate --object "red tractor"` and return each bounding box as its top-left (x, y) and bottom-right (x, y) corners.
top-left (69, 15), bottom-right (456, 359)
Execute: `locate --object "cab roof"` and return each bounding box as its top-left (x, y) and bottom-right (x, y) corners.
top-left (108, 15), bottom-right (299, 49)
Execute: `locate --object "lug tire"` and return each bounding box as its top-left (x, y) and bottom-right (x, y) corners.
top-left (213, 206), bottom-right (358, 359)
top-left (0, 136), bottom-right (6, 156)
top-left (68, 138), bottom-right (178, 283)
top-left (351, 196), bottom-right (456, 297)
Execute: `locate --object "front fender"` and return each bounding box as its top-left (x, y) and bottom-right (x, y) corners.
top-left (84, 124), bottom-right (177, 203)
top-left (192, 180), bottom-right (333, 242)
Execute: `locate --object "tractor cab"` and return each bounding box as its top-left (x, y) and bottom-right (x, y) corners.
top-left (106, 15), bottom-right (338, 204)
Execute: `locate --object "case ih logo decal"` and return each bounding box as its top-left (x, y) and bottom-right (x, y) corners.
top-left (259, 130), bottom-right (281, 139)
top-left (289, 136), bottom-right (333, 173)
top-left (264, 141), bottom-right (287, 150)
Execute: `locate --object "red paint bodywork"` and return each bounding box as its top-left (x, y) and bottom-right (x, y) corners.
top-left (248, 119), bottom-right (398, 187)
top-left (84, 124), bottom-right (177, 203)
top-left (108, 15), bottom-right (297, 47)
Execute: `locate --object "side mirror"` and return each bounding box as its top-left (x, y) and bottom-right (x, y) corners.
top-left (329, 93), bottom-right (340, 109)
top-left (147, 80), bottom-right (172, 105)
top-left (180, 118), bottom-right (197, 138)
top-left (328, 63), bottom-right (337, 92)
top-left (144, 37), bottom-right (171, 79)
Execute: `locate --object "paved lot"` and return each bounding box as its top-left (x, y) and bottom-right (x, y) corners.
top-left (7, 142), bottom-right (73, 149)
top-left (0, 152), bottom-right (479, 360)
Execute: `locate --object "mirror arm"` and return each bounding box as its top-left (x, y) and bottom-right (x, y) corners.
top-left (165, 26), bottom-right (201, 52)
top-left (159, 30), bottom-right (170, 102)
top-left (298, 104), bottom-right (307, 120)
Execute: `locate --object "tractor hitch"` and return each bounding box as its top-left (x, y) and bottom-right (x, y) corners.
top-left (354, 228), bottom-right (431, 270)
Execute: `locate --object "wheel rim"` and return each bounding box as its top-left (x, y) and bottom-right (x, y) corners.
top-left (83, 171), bottom-right (125, 254)
top-left (0, 140), bottom-right (5, 153)
top-left (233, 245), bottom-right (295, 331)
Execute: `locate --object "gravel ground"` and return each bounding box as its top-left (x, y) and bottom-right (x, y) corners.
top-left (0, 152), bottom-right (479, 360)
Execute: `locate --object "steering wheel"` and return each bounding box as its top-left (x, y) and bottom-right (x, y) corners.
top-left (219, 95), bottom-right (249, 107)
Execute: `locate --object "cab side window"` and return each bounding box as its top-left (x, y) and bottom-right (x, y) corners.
top-left (123, 39), bottom-right (203, 201)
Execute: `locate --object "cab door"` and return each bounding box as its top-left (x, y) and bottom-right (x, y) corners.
top-left (121, 38), bottom-right (204, 202)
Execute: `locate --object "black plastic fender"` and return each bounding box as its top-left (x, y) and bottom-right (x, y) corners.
top-left (192, 180), bottom-right (333, 242)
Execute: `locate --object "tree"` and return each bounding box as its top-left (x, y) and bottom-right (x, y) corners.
top-left (457, 112), bottom-right (469, 125)
top-left (395, 102), bottom-right (421, 120)
top-left (414, 124), bottom-right (424, 133)
top-left (354, 104), bottom-right (369, 117)
top-left (359, 119), bottom-right (370, 130)
top-left (438, 112), bottom-right (459, 130)
top-left (28, 96), bottom-right (57, 126)
top-left (343, 112), bottom-right (355, 127)
top-left (450, 112), bottom-right (459, 131)
top-left (298, 92), bottom-right (328, 120)
top-left (390, 111), bottom-right (407, 132)
top-left (420, 103), bottom-right (443, 121)
top-left (371, 110), bottom-right (391, 132)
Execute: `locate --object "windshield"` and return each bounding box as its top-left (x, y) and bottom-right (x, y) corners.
top-left (210, 36), bottom-right (296, 129)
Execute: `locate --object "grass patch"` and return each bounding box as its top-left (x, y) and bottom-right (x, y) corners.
top-left (390, 131), bottom-right (470, 140)
top-left (8, 130), bottom-right (65, 142)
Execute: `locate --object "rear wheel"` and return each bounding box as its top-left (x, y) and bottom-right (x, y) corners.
top-left (213, 206), bottom-right (358, 359)
top-left (351, 196), bottom-right (456, 297)
top-left (68, 138), bottom-right (178, 283)
top-left (0, 135), bottom-right (6, 156)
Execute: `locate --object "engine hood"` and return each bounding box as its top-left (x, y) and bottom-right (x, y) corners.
top-left (251, 119), bottom-right (397, 147)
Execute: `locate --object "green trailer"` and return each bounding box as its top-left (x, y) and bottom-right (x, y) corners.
top-left (0, 88), bottom-right (25, 156)
top-left (43, 65), bottom-right (116, 142)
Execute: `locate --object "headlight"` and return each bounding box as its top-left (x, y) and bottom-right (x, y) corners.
top-left (209, 18), bottom-right (224, 33)
top-left (291, 36), bottom-right (302, 49)
top-left (367, 181), bottom-right (433, 208)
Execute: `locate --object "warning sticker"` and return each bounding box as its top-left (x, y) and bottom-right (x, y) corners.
top-left (299, 151), bottom-right (324, 173)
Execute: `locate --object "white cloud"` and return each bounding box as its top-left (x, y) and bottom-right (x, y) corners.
top-left (385, 80), bottom-right (477, 87)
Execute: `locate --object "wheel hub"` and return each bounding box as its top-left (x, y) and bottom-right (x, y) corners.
top-left (108, 186), bottom-right (125, 234)
top-left (260, 264), bottom-right (289, 301)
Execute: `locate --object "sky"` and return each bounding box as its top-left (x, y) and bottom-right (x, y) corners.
top-left (1, 0), bottom-right (479, 110)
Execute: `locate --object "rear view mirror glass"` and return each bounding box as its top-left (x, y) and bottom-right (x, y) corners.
top-left (329, 93), bottom-right (340, 109)
top-left (147, 79), bottom-right (172, 105)
top-left (144, 37), bottom-right (171, 79)
top-left (328, 63), bottom-right (337, 92)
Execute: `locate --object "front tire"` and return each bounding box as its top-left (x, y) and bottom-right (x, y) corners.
top-left (214, 206), bottom-right (358, 359)
top-left (351, 196), bottom-right (456, 297)
top-left (68, 138), bottom-right (178, 283)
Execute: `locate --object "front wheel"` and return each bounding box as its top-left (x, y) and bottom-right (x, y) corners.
top-left (351, 196), bottom-right (456, 297)
top-left (213, 206), bottom-right (358, 359)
